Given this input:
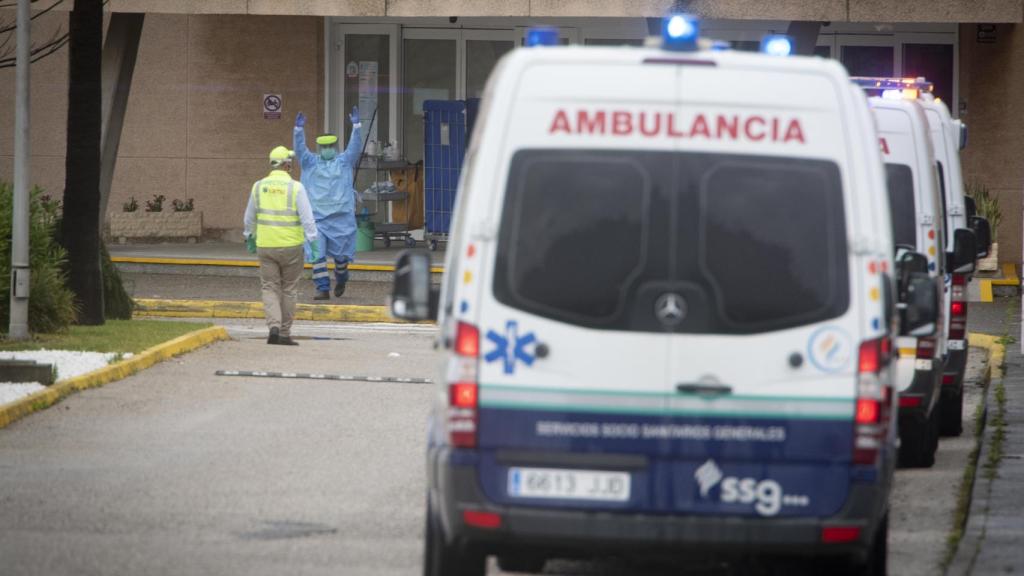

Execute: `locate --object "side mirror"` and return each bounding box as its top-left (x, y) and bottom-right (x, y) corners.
top-left (964, 196), bottom-right (977, 220)
top-left (947, 228), bottom-right (978, 273)
top-left (969, 216), bottom-right (992, 258)
top-left (390, 250), bottom-right (439, 322)
top-left (901, 272), bottom-right (939, 337)
top-left (896, 251), bottom-right (929, 303)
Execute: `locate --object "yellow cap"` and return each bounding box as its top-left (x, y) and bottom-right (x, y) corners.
top-left (315, 134), bottom-right (339, 146)
top-left (269, 146), bottom-right (294, 163)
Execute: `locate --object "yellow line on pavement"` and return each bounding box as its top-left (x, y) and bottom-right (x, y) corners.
top-left (0, 326), bottom-right (230, 430)
top-left (110, 256), bottom-right (444, 274)
top-left (132, 298), bottom-right (400, 323)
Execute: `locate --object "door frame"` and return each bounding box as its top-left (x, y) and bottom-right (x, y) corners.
top-left (330, 23), bottom-right (401, 147)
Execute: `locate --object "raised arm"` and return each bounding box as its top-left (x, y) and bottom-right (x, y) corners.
top-left (293, 112), bottom-right (317, 169)
top-left (341, 105), bottom-right (363, 164)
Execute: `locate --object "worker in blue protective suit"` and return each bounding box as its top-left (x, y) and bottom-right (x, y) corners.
top-left (294, 107), bottom-right (363, 300)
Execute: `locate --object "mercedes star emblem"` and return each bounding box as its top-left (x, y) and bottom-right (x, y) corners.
top-left (655, 293), bottom-right (686, 326)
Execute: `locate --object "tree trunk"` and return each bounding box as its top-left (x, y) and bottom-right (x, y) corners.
top-left (62, 0), bottom-right (104, 325)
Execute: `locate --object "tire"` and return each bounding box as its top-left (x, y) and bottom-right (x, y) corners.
top-left (898, 411), bottom-right (937, 468)
top-left (862, 513), bottom-right (888, 576)
top-left (384, 236), bottom-right (392, 249)
top-left (940, 386), bottom-right (964, 437)
top-left (430, 239), bottom-right (439, 252)
top-left (405, 236), bottom-right (417, 248)
top-left (423, 499), bottom-right (486, 576)
top-left (496, 553), bottom-right (546, 573)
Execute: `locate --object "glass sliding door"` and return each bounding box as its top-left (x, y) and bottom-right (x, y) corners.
top-left (901, 39), bottom-right (955, 108)
top-left (403, 32), bottom-right (459, 163)
top-left (465, 36), bottom-right (514, 99)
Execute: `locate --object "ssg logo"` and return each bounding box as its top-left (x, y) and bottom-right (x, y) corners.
top-left (485, 321), bottom-right (537, 375)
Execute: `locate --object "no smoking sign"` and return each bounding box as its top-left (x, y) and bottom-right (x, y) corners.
top-left (263, 93), bottom-right (282, 120)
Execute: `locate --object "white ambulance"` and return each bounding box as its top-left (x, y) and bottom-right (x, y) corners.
top-left (854, 78), bottom-right (991, 437)
top-left (867, 95), bottom-right (948, 467)
top-left (393, 20), bottom-right (939, 576)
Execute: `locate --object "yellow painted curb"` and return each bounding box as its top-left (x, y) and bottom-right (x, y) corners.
top-left (111, 255), bottom-right (444, 274)
top-left (132, 298), bottom-right (399, 323)
top-left (0, 326), bottom-right (230, 430)
top-left (968, 331), bottom-right (1006, 379)
top-left (978, 264), bottom-right (1019, 303)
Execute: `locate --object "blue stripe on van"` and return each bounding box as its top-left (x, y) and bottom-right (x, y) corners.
top-left (474, 408), bottom-right (854, 518)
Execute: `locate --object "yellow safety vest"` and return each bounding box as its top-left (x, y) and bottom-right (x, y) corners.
top-left (253, 171), bottom-right (304, 248)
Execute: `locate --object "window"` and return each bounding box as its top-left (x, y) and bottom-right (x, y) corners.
top-left (495, 153), bottom-right (649, 324)
top-left (885, 163), bottom-right (917, 249)
top-left (495, 151), bottom-right (849, 334)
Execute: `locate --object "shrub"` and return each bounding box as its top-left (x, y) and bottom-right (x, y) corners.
top-left (145, 194), bottom-right (165, 212)
top-left (122, 196), bottom-right (139, 212)
top-left (171, 198), bottom-right (194, 212)
top-left (0, 183), bottom-right (77, 334)
top-left (966, 181), bottom-right (1002, 239)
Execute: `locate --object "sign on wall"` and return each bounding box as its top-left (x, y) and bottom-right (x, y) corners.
top-left (263, 94), bottom-right (283, 120)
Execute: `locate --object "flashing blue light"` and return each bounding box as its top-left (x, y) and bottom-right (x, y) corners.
top-left (524, 27), bottom-right (559, 47)
top-left (662, 15), bottom-right (699, 52)
top-left (710, 40), bottom-right (731, 52)
top-left (760, 35), bottom-right (794, 57)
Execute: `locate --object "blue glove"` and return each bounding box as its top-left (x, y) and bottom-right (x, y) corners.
top-left (308, 240), bottom-right (321, 262)
top-left (245, 235), bottom-right (257, 254)
top-left (349, 106), bottom-right (360, 126)
top-left (295, 111), bottom-right (306, 128)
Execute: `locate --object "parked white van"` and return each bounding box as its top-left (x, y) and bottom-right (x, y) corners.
top-left (868, 95), bottom-right (948, 467)
top-left (394, 21), bottom-right (940, 576)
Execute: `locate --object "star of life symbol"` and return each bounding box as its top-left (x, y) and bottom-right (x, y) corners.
top-left (485, 320), bottom-right (537, 375)
top-left (695, 459), bottom-right (724, 498)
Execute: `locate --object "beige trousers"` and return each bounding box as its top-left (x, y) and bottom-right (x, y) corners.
top-left (257, 245), bottom-right (304, 337)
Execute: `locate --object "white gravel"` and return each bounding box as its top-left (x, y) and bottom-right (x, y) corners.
top-left (0, 350), bottom-right (129, 407)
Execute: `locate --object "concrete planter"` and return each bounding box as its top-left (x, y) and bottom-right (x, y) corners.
top-left (109, 211), bottom-right (203, 243)
top-left (977, 242), bottom-right (999, 272)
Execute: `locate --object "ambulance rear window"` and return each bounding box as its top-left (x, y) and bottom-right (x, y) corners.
top-left (495, 150), bottom-right (849, 334)
top-left (885, 163), bottom-right (917, 249)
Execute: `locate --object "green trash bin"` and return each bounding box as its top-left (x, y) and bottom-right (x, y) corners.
top-left (356, 219), bottom-right (375, 252)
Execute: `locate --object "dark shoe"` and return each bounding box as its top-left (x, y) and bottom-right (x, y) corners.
top-left (267, 327), bottom-right (280, 345)
top-left (334, 282), bottom-right (347, 298)
top-left (275, 337), bottom-right (299, 346)
top-left (314, 290), bottom-right (330, 301)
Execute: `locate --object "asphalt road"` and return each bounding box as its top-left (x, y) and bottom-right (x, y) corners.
top-left (0, 320), bottom-right (991, 576)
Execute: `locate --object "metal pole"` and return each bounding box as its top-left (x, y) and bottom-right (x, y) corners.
top-left (9, 0), bottom-right (31, 340)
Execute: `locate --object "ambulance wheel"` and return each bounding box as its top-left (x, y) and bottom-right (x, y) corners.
top-left (940, 387), bottom-right (964, 437)
top-left (430, 239), bottom-right (439, 251)
top-left (423, 499), bottom-right (486, 576)
top-left (899, 411), bottom-right (938, 468)
top-left (384, 236), bottom-right (392, 248)
top-left (496, 553), bottom-right (546, 573)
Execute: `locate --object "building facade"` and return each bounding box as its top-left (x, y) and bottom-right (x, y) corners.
top-left (1, 1), bottom-right (1022, 261)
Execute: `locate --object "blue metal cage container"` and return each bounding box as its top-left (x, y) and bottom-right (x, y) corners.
top-left (423, 100), bottom-right (467, 251)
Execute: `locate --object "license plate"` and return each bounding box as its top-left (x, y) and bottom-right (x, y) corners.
top-left (507, 467), bottom-right (630, 502)
top-left (949, 340), bottom-right (965, 351)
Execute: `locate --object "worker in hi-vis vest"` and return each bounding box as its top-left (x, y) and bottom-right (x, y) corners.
top-left (243, 146), bottom-right (320, 346)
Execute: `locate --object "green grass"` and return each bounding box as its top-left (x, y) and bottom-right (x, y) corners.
top-left (0, 320), bottom-right (212, 354)
top-left (943, 398), bottom-right (988, 569)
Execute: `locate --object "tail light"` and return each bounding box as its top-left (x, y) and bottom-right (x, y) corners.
top-left (448, 322), bottom-right (479, 448)
top-left (854, 337), bottom-right (893, 465)
top-left (949, 274), bottom-right (967, 341)
top-left (916, 337), bottom-right (936, 360)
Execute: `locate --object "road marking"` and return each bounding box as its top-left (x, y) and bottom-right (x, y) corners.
top-left (215, 370), bottom-right (433, 384)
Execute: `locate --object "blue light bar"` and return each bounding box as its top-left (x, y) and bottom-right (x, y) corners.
top-left (851, 76), bottom-right (934, 93)
top-left (760, 35), bottom-right (793, 57)
top-left (662, 15), bottom-right (699, 52)
top-left (524, 27), bottom-right (559, 47)
top-left (710, 40), bottom-right (731, 52)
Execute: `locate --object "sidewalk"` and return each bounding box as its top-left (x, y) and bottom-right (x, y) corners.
top-left (951, 297), bottom-right (1024, 574)
top-left (108, 241), bottom-right (446, 270)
